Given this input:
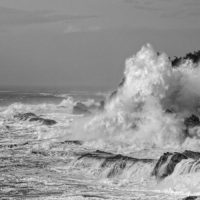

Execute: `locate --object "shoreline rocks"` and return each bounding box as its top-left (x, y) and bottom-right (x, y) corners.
top-left (14, 112), bottom-right (57, 126)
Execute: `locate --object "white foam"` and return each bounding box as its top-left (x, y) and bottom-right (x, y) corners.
top-left (66, 44), bottom-right (200, 151)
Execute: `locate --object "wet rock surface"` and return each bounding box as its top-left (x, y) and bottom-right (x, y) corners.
top-left (182, 196), bottom-right (198, 200)
top-left (152, 150), bottom-right (200, 180)
top-left (14, 113), bottom-right (57, 126)
top-left (60, 140), bottom-right (82, 145)
top-left (29, 117), bottom-right (57, 125)
top-left (73, 102), bottom-right (90, 114)
top-left (184, 115), bottom-right (200, 128)
top-left (171, 50), bottom-right (200, 67)
top-left (77, 150), bottom-right (154, 178)
top-left (14, 112), bottom-right (37, 121)
top-left (78, 150), bottom-right (153, 163)
top-left (184, 115), bottom-right (200, 138)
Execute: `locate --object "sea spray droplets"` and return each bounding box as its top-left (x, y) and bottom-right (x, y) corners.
top-left (106, 44), bottom-right (173, 112)
top-left (85, 44), bottom-right (183, 148)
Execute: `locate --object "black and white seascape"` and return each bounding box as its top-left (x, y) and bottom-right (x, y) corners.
top-left (0, 1), bottom-right (200, 200)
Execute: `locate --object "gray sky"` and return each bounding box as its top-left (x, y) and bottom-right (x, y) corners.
top-left (0, 0), bottom-right (200, 90)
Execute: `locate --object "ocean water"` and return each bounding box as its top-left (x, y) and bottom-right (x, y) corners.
top-left (1, 44), bottom-right (200, 200)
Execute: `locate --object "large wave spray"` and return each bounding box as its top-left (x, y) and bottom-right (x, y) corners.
top-left (83, 44), bottom-right (200, 149)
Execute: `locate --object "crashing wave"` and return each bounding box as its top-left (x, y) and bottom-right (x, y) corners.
top-left (2, 44), bottom-right (200, 199)
top-left (81, 44), bottom-right (200, 149)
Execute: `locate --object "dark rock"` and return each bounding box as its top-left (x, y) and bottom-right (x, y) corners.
top-left (184, 115), bottom-right (200, 138)
top-left (182, 196), bottom-right (198, 200)
top-left (171, 56), bottom-right (182, 67)
top-left (29, 117), bottom-right (44, 122)
top-left (118, 77), bottom-right (126, 88)
top-left (41, 119), bottom-right (57, 126)
top-left (77, 150), bottom-right (154, 178)
top-left (165, 109), bottom-right (175, 113)
top-left (183, 150), bottom-right (200, 159)
top-left (7, 144), bottom-right (18, 148)
top-left (14, 113), bottom-right (57, 126)
top-left (73, 102), bottom-right (90, 114)
top-left (78, 150), bottom-right (153, 163)
top-left (185, 50), bottom-right (200, 64)
top-left (31, 150), bottom-right (48, 156)
top-left (152, 150), bottom-right (200, 180)
top-left (30, 117), bottom-right (56, 125)
top-left (107, 77), bottom-right (125, 102)
top-left (0, 142), bottom-right (29, 149)
top-left (171, 50), bottom-right (200, 67)
top-left (109, 90), bottom-right (118, 101)
top-left (152, 152), bottom-right (187, 180)
top-left (184, 115), bottom-right (200, 128)
top-left (61, 140), bottom-right (82, 145)
top-left (14, 112), bottom-right (37, 121)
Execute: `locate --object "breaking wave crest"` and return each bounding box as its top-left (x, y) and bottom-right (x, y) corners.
top-left (77, 44), bottom-right (200, 150)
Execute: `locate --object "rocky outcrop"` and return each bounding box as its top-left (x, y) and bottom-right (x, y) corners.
top-left (14, 112), bottom-right (37, 121)
top-left (184, 115), bottom-right (200, 128)
top-left (60, 140), bottom-right (82, 145)
top-left (29, 117), bottom-right (56, 125)
top-left (171, 50), bottom-right (200, 67)
top-left (182, 197), bottom-right (198, 200)
top-left (77, 150), bottom-right (154, 178)
top-left (184, 114), bottom-right (200, 138)
top-left (73, 102), bottom-right (90, 114)
top-left (152, 150), bottom-right (200, 180)
top-left (14, 113), bottom-right (57, 126)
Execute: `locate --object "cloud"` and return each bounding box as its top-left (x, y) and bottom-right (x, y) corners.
top-left (120, 0), bottom-right (172, 13)
top-left (160, 4), bottom-right (200, 18)
top-left (121, 0), bottom-right (200, 18)
top-left (0, 6), bottom-right (97, 27)
top-left (64, 24), bottom-right (101, 34)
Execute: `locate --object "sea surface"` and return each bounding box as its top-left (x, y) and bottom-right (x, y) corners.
top-left (1, 44), bottom-right (200, 200)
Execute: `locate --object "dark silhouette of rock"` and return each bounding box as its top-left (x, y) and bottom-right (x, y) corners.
top-left (184, 115), bottom-right (200, 127)
top-left (14, 112), bottom-right (37, 121)
top-left (60, 140), bottom-right (82, 145)
top-left (152, 152), bottom-right (187, 180)
top-left (182, 196), bottom-right (198, 200)
top-left (109, 90), bottom-right (118, 101)
top-left (165, 109), bottom-right (175, 113)
top-left (78, 150), bottom-right (153, 163)
top-left (185, 50), bottom-right (200, 63)
top-left (171, 56), bottom-right (182, 67)
top-left (152, 150), bottom-right (200, 180)
top-left (31, 150), bottom-right (48, 156)
top-left (73, 102), bottom-right (90, 114)
top-left (41, 119), bottom-right (57, 125)
top-left (171, 50), bottom-right (200, 67)
top-left (29, 117), bottom-right (44, 122)
top-left (184, 115), bottom-right (200, 138)
top-left (107, 77), bottom-right (126, 103)
top-left (183, 150), bottom-right (200, 159)
top-left (118, 77), bottom-right (126, 87)
top-left (14, 113), bottom-right (57, 126)
top-left (0, 142), bottom-right (29, 149)
top-left (29, 117), bottom-right (57, 125)
top-left (78, 150), bottom-right (154, 178)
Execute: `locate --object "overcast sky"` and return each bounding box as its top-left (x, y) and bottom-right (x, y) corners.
top-left (0, 0), bottom-right (200, 90)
